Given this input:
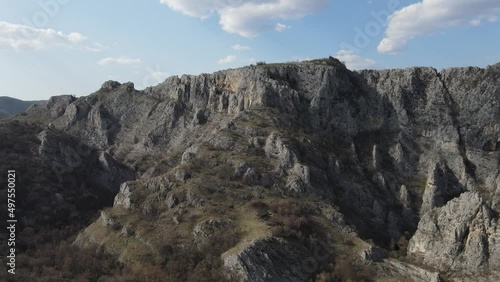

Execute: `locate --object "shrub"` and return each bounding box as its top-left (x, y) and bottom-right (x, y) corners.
top-left (250, 200), bottom-right (270, 219)
top-left (157, 227), bottom-right (239, 281)
top-left (256, 61), bottom-right (267, 65)
top-left (332, 256), bottom-right (373, 282)
top-left (265, 199), bottom-right (320, 241)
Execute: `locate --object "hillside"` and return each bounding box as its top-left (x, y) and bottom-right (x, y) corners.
top-left (1, 58), bottom-right (499, 281)
top-left (0, 97), bottom-right (45, 119)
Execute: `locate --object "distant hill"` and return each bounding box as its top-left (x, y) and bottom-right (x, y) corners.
top-left (0, 96), bottom-right (45, 118)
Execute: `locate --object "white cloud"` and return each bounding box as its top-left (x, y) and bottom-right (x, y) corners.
top-left (140, 66), bottom-right (172, 88)
top-left (335, 49), bottom-right (376, 70)
top-left (159, 0), bottom-right (219, 18)
top-left (86, 43), bottom-right (107, 52)
top-left (275, 23), bottom-right (291, 32)
top-left (67, 33), bottom-right (87, 44)
top-left (378, 0), bottom-right (500, 54)
top-left (217, 55), bottom-right (237, 65)
top-left (0, 21), bottom-right (104, 51)
top-left (98, 57), bottom-right (143, 66)
top-left (160, 0), bottom-right (327, 37)
top-left (469, 19), bottom-right (482, 26)
top-left (151, 71), bottom-right (170, 82)
top-left (232, 44), bottom-right (251, 51)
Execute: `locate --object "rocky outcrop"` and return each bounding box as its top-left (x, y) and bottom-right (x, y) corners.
top-left (379, 259), bottom-right (443, 282)
top-left (5, 59), bottom-right (500, 280)
top-left (0, 119), bottom-right (136, 270)
top-left (408, 192), bottom-right (500, 271)
top-left (45, 95), bottom-right (77, 118)
top-left (114, 182), bottom-right (136, 210)
top-left (420, 162), bottom-right (465, 215)
top-left (193, 219), bottom-right (234, 242)
top-left (222, 238), bottom-right (313, 282)
top-left (37, 129), bottom-right (135, 194)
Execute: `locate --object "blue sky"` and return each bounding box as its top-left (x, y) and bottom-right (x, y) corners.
top-left (1, 0), bottom-right (499, 100)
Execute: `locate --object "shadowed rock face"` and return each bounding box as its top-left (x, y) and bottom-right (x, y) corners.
top-left (4, 59), bottom-right (500, 280)
top-left (0, 121), bottom-right (136, 239)
top-left (222, 237), bottom-right (312, 282)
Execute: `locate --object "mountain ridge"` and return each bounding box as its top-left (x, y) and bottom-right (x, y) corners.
top-left (1, 58), bottom-right (499, 281)
top-left (0, 96), bottom-right (46, 119)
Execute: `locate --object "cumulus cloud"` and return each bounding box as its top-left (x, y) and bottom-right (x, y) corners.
top-left (378, 0), bottom-right (500, 54)
top-left (0, 21), bottom-right (104, 51)
top-left (335, 49), bottom-right (376, 70)
top-left (98, 57), bottom-right (143, 66)
top-left (217, 55), bottom-right (237, 64)
top-left (232, 44), bottom-right (251, 51)
top-left (160, 0), bottom-right (327, 37)
top-left (159, 0), bottom-right (221, 18)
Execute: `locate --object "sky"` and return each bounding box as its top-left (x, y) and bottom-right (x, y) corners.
top-left (0, 0), bottom-right (499, 100)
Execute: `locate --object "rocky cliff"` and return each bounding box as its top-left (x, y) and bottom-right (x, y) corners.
top-left (2, 58), bottom-right (499, 281)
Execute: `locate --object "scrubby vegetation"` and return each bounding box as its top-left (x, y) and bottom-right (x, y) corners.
top-left (250, 57), bottom-right (346, 69)
top-left (251, 199), bottom-right (321, 240)
top-left (0, 122), bottom-right (125, 281)
top-left (0, 114), bottom-right (380, 282)
top-left (8, 240), bottom-right (122, 282)
top-left (330, 256), bottom-right (374, 282)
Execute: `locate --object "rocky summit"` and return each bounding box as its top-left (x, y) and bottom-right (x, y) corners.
top-left (1, 57), bottom-right (499, 281)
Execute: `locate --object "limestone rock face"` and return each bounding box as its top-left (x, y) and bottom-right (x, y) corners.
top-left (6, 60), bottom-right (500, 280)
top-left (222, 238), bottom-right (312, 282)
top-left (37, 129), bottom-right (135, 194)
top-left (420, 162), bottom-right (465, 215)
top-left (379, 259), bottom-right (443, 282)
top-left (408, 192), bottom-right (500, 271)
top-left (45, 95), bottom-right (77, 118)
top-left (114, 182), bottom-right (136, 209)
